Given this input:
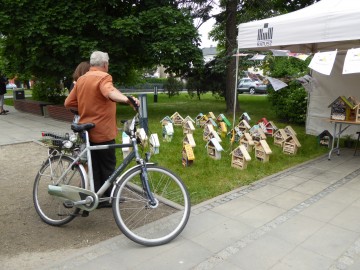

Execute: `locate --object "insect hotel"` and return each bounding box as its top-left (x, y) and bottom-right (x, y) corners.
top-left (203, 124), bottom-right (215, 141)
top-left (216, 114), bottom-right (231, 129)
top-left (206, 138), bottom-right (224, 160)
top-left (183, 115), bottom-right (195, 124)
top-left (183, 133), bottom-right (196, 148)
top-left (205, 118), bottom-right (218, 129)
top-left (284, 126), bottom-right (297, 137)
top-left (255, 140), bottom-right (272, 162)
top-left (258, 118), bottom-right (278, 136)
top-left (230, 145), bottom-right (251, 170)
top-left (182, 120), bottom-right (195, 135)
top-left (237, 119), bottom-right (251, 133)
top-left (218, 121), bottom-right (228, 139)
top-left (162, 122), bottom-right (174, 142)
top-left (149, 133), bottom-right (160, 154)
top-left (328, 96), bottom-right (359, 121)
top-left (240, 112), bottom-right (251, 123)
top-left (208, 111), bottom-right (216, 120)
top-left (182, 144), bottom-right (195, 167)
top-left (209, 129), bottom-right (222, 143)
top-left (160, 116), bottom-right (173, 126)
top-left (317, 130), bottom-right (333, 147)
top-left (251, 126), bottom-right (267, 142)
top-left (170, 112), bottom-right (184, 126)
top-left (283, 135), bottom-right (301, 155)
top-left (240, 132), bottom-right (255, 152)
top-left (273, 129), bottom-right (289, 147)
top-left (229, 126), bottom-right (243, 143)
top-left (195, 113), bottom-right (208, 127)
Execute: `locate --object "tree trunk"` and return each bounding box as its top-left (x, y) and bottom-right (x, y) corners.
top-left (225, 0), bottom-right (239, 114)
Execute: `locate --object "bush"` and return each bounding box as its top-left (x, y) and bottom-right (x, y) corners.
top-left (267, 81), bottom-right (307, 124)
top-left (32, 79), bottom-right (67, 104)
top-left (163, 76), bottom-right (184, 98)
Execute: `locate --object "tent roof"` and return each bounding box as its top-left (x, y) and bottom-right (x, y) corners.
top-left (237, 0), bottom-right (360, 53)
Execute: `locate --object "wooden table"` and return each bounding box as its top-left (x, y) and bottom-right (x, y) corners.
top-left (328, 119), bottom-right (360, 160)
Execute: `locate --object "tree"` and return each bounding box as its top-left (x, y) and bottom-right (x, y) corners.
top-left (207, 0), bottom-right (320, 113)
top-left (0, 0), bottom-right (203, 86)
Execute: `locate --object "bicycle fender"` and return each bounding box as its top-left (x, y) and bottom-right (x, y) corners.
top-left (110, 162), bottom-right (156, 198)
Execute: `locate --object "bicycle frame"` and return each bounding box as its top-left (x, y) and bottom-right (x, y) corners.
top-left (49, 117), bottom-right (157, 206)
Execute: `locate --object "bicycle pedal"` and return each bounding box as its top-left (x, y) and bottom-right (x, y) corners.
top-left (81, 210), bottom-right (89, 217)
top-left (63, 200), bottom-right (74, 208)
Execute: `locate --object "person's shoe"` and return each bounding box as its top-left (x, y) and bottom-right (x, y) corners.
top-left (81, 210), bottom-right (89, 217)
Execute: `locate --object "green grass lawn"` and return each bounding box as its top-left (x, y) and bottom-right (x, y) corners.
top-left (115, 93), bottom-right (329, 205)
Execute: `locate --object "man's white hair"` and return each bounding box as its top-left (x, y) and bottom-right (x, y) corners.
top-left (90, 51), bottom-right (109, 66)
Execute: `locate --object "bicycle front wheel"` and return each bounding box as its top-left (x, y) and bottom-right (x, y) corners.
top-left (112, 164), bottom-right (191, 246)
top-left (33, 155), bottom-right (86, 226)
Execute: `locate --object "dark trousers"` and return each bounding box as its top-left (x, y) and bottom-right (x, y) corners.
top-left (90, 139), bottom-right (116, 197)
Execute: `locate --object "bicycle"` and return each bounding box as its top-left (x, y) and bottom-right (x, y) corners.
top-left (33, 97), bottom-right (191, 246)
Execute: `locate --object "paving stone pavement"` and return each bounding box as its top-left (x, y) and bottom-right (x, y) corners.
top-left (2, 106), bottom-right (360, 270)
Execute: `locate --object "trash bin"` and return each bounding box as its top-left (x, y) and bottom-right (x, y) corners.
top-left (13, 89), bottom-right (25, 100)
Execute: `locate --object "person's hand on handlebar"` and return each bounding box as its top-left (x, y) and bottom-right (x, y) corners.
top-left (126, 95), bottom-right (140, 111)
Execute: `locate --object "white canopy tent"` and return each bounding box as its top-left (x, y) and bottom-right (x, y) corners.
top-left (236, 0), bottom-right (360, 136)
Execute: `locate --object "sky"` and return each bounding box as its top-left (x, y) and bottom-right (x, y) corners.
top-left (198, 17), bottom-right (218, 48)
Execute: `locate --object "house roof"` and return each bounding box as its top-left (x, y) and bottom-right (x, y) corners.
top-left (184, 134), bottom-right (196, 147)
top-left (328, 96), bottom-right (356, 109)
top-left (231, 145), bottom-right (251, 161)
top-left (207, 138), bottom-right (224, 152)
top-left (259, 140), bottom-right (272, 154)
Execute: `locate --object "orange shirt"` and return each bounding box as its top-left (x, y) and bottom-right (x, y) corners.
top-left (64, 67), bottom-right (118, 143)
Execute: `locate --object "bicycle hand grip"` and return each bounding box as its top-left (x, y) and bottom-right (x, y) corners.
top-left (127, 95), bottom-right (139, 111)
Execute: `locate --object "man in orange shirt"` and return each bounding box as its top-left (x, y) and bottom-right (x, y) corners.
top-left (65, 51), bottom-right (139, 203)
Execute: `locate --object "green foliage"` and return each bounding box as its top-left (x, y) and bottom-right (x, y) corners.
top-left (32, 79), bottom-right (67, 104)
top-left (163, 76), bottom-right (183, 98)
top-left (0, 1), bottom-right (203, 86)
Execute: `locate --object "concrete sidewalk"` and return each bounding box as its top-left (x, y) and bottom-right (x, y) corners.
top-left (2, 107), bottom-right (360, 270)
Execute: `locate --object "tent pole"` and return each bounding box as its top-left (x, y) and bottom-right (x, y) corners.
top-left (233, 48), bottom-right (240, 134)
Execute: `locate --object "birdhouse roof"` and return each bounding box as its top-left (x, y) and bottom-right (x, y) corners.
top-left (207, 138), bottom-right (224, 151)
top-left (285, 126), bottom-right (297, 136)
top-left (183, 144), bottom-right (195, 160)
top-left (267, 121), bottom-right (278, 130)
top-left (196, 113), bottom-right (204, 119)
top-left (184, 134), bottom-right (196, 147)
top-left (164, 123), bottom-right (174, 134)
top-left (274, 129), bottom-right (288, 139)
top-left (170, 112), bottom-right (184, 120)
top-left (183, 120), bottom-right (195, 130)
top-left (210, 130), bottom-right (222, 142)
top-left (208, 112), bottom-right (216, 119)
top-left (206, 118), bottom-right (218, 127)
top-left (286, 135), bottom-right (301, 147)
top-left (244, 132), bottom-right (255, 144)
top-left (231, 145), bottom-right (251, 161)
top-left (238, 120), bottom-right (251, 129)
top-left (328, 96), bottom-right (357, 109)
top-left (259, 140), bottom-right (272, 154)
top-left (217, 114), bottom-right (232, 127)
top-left (160, 116), bottom-right (173, 123)
top-left (219, 121), bottom-right (227, 132)
top-left (183, 116), bottom-right (195, 123)
top-left (318, 130), bottom-right (332, 138)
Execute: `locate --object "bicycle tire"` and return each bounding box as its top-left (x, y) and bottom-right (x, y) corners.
top-left (33, 155), bottom-right (86, 226)
top-left (112, 164), bottom-right (191, 246)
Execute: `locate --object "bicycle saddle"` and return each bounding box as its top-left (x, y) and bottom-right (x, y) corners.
top-left (71, 123), bottom-right (95, 132)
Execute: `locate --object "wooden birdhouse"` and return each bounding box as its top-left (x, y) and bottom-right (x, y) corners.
top-left (237, 120), bottom-right (251, 133)
top-left (273, 129), bottom-right (289, 147)
top-left (218, 121), bottom-right (228, 139)
top-left (183, 115), bottom-right (195, 125)
top-left (328, 96), bottom-right (357, 121)
top-left (182, 144), bottom-right (195, 167)
top-left (251, 126), bottom-right (267, 142)
top-left (160, 116), bottom-right (173, 126)
top-left (230, 145), bottom-right (251, 170)
top-left (170, 112), bottom-right (184, 126)
top-left (183, 134), bottom-right (196, 148)
top-left (283, 135), bottom-right (301, 155)
top-left (149, 134), bottom-right (160, 155)
top-left (209, 129), bottom-right (222, 143)
top-left (162, 122), bottom-right (174, 142)
top-left (122, 132), bottom-right (131, 159)
top-left (203, 124), bottom-right (214, 141)
top-left (240, 112), bottom-right (251, 123)
top-left (206, 138), bottom-right (224, 160)
top-left (229, 127), bottom-right (243, 143)
top-left (255, 140), bottom-right (272, 162)
top-left (196, 113), bottom-right (208, 127)
top-left (216, 114), bottom-right (231, 128)
top-left (208, 112), bottom-right (216, 120)
top-left (205, 118), bottom-right (218, 129)
top-left (240, 132), bottom-right (255, 152)
top-left (265, 121), bottom-right (278, 136)
top-left (284, 126), bottom-right (296, 137)
top-left (317, 130), bottom-right (333, 147)
top-left (136, 128), bottom-right (148, 146)
top-left (183, 120), bottom-right (195, 134)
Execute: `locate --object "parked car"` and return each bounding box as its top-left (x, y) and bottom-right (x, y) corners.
top-left (6, 83), bottom-right (17, 90)
top-left (237, 78), bottom-right (267, 94)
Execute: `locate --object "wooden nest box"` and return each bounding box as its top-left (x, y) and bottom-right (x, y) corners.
top-left (230, 145), bottom-right (251, 170)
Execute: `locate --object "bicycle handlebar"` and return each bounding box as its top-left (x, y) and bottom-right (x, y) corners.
top-left (126, 95), bottom-right (139, 112)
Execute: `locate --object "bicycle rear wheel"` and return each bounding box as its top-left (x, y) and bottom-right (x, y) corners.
top-left (33, 155), bottom-right (85, 226)
top-left (112, 164), bottom-right (191, 246)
